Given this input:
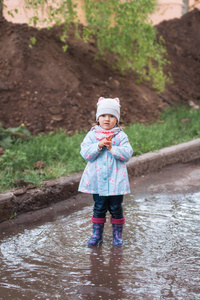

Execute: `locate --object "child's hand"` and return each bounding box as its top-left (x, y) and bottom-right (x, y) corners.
top-left (106, 134), bottom-right (114, 150)
top-left (104, 140), bottom-right (112, 151)
top-left (106, 134), bottom-right (114, 141)
top-left (98, 134), bottom-right (114, 151)
top-left (98, 138), bottom-right (107, 149)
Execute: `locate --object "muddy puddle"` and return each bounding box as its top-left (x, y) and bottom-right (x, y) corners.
top-left (0, 189), bottom-right (199, 299)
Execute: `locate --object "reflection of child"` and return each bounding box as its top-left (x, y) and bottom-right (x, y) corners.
top-left (78, 97), bottom-right (133, 246)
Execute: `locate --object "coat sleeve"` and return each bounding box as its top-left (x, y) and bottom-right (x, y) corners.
top-left (80, 131), bottom-right (100, 162)
top-left (110, 132), bottom-right (133, 162)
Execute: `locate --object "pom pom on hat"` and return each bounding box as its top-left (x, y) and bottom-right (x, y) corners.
top-left (96, 97), bottom-right (121, 122)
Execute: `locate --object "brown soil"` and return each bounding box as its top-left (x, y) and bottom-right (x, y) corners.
top-left (0, 9), bottom-right (200, 135)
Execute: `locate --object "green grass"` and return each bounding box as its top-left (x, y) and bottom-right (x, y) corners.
top-left (0, 105), bottom-right (199, 192)
top-left (125, 105), bottom-right (200, 155)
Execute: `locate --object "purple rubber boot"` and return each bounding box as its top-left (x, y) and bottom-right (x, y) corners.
top-left (87, 217), bottom-right (106, 247)
top-left (111, 217), bottom-right (125, 246)
top-left (112, 224), bottom-right (123, 246)
top-left (87, 223), bottom-right (104, 246)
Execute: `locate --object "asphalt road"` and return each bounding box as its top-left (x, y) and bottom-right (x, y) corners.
top-left (0, 160), bottom-right (200, 300)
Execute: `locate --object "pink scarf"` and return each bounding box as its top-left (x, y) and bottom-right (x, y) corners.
top-left (91, 125), bottom-right (121, 141)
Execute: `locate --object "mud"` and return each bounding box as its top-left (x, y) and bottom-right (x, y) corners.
top-left (0, 9), bottom-right (200, 134)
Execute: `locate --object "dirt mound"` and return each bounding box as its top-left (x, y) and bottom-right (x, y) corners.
top-left (156, 8), bottom-right (200, 105)
top-left (0, 9), bottom-right (200, 135)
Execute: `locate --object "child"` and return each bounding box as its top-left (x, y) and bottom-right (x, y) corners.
top-left (78, 97), bottom-right (133, 246)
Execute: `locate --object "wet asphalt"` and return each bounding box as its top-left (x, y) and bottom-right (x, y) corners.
top-left (0, 161), bottom-right (200, 299)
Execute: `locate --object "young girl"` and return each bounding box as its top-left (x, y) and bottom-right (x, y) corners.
top-left (78, 97), bottom-right (133, 246)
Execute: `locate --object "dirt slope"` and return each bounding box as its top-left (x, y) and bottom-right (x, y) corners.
top-left (0, 9), bottom-right (200, 134)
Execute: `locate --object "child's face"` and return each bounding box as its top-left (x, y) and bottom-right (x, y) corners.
top-left (98, 114), bottom-right (117, 130)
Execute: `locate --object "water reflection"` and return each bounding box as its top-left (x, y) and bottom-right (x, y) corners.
top-left (77, 246), bottom-right (124, 299)
top-left (0, 192), bottom-right (199, 299)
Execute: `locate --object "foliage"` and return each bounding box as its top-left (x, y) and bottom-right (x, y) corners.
top-left (0, 105), bottom-right (200, 192)
top-left (23, 0), bottom-right (170, 92)
top-left (0, 149), bottom-right (28, 170)
top-left (84, 0), bottom-right (170, 92)
top-left (0, 0), bottom-right (18, 17)
top-left (0, 123), bottom-right (31, 149)
top-left (125, 106), bottom-right (200, 155)
top-left (29, 36), bottom-right (37, 48)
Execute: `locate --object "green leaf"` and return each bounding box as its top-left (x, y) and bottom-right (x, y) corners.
top-left (0, 136), bottom-right (12, 149)
top-left (62, 45), bottom-right (68, 52)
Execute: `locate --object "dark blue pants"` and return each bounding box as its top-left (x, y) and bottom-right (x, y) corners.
top-left (93, 194), bottom-right (124, 219)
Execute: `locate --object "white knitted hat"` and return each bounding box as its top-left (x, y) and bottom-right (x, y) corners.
top-left (96, 97), bottom-right (121, 122)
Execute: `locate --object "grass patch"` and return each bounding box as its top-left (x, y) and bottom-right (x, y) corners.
top-left (125, 105), bottom-right (200, 155)
top-left (0, 105), bottom-right (199, 192)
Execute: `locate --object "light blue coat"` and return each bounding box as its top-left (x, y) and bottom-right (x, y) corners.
top-left (78, 125), bottom-right (133, 196)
